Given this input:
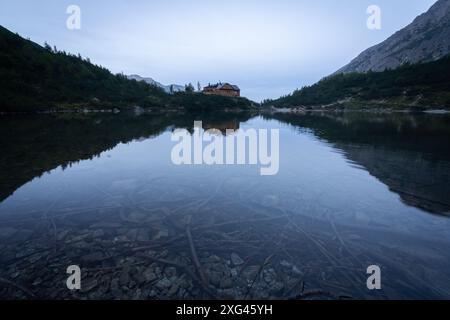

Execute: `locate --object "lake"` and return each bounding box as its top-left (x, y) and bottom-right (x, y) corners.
top-left (1, 111), bottom-right (450, 300)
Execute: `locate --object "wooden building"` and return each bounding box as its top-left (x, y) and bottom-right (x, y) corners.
top-left (203, 82), bottom-right (240, 97)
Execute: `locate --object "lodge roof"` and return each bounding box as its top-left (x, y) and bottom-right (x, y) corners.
top-left (204, 82), bottom-right (240, 91)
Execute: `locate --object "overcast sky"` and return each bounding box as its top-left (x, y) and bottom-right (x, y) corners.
top-left (0, 0), bottom-right (438, 101)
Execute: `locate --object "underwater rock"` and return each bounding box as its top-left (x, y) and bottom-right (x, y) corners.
top-left (132, 288), bottom-right (143, 300)
top-left (242, 266), bottom-right (260, 280)
top-left (153, 228), bottom-right (169, 240)
top-left (110, 278), bottom-right (121, 296)
top-left (220, 288), bottom-right (237, 299)
top-left (56, 230), bottom-right (70, 241)
top-left (263, 268), bottom-right (277, 285)
top-left (143, 268), bottom-right (158, 282)
top-left (220, 277), bottom-right (233, 289)
top-left (168, 283), bottom-right (180, 296)
top-left (269, 282), bottom-right (284, 295)
top-left (230, 253), bottom-right (244, 266)
top-left (207, 271), bottom-right (222, 286)
top-left (206, 255), bottom-right (221, 263)
top-left (164, 267), bottom-right (177, 278)
top-left (280, 260), bottom-right (293, 268)
top-left (292, 266), bottom-right (303, 276)
top-left (119, 270), bottom-right (130, 286)
top-left (155, 277), bottom-right (172, 290)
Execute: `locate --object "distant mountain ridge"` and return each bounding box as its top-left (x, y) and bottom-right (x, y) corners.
top-left (127, 74), bottom-right (184, 93)
top-left (337, 0), bottom-right (450, 73)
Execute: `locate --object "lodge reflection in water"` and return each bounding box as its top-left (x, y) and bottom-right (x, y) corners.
top-left (1, 111), bottom-right (449, 215)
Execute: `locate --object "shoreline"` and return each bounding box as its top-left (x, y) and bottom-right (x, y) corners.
top-left (2, 105), bottom-right (450, 116)
top-left (262, 106), bottom-right (450, 115)
top-left (0, 106), bottom-right (259, 116)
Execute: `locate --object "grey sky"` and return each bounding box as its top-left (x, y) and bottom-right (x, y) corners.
top-left (0, 0), bottom-right (438, 101)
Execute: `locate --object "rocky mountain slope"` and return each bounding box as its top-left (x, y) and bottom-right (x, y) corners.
top-left (337, 0), bottom-right (450, 73)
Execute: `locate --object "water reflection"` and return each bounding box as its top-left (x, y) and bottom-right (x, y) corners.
top-left (268, 112), bottom-right (450, 215)
top-left (0, 112), bottom-right (252, 203)
top-left (0, 111), bottom-right (449, 300)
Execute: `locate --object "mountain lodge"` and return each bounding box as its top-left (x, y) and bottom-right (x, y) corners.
top-left (203, 82), bottom-right (240, 97)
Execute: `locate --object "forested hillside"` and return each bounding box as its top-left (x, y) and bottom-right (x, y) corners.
top-left (263, 55), bottom-right (450, 110)
top-left (0, 26), bottom-right (254, 112)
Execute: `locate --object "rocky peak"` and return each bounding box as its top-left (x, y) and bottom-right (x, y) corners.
top-left (337, 0), bottom-right (450, 73)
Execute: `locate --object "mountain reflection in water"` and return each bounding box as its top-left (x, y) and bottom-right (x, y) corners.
top-left (268, 112), bottom-right (450, 215)
top-left (0, 111), bottom-right (449, 300)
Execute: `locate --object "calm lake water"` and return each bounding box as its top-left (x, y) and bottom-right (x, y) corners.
top-left (1, 111), bottom-right (450, 300)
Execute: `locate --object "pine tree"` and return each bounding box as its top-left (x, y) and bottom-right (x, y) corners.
top-left (185, 83), bottom-right (195, 93)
